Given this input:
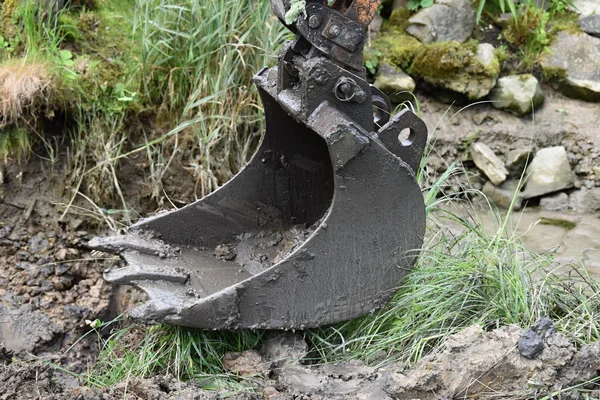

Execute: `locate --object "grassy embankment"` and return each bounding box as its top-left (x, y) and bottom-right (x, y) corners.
top-left (1, 0), bottom-right (599, 395)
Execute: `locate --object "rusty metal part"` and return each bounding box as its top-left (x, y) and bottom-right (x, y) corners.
top-left (331, 0), bottom-right (381, 28)
top-left (89, 0), bottom-right (427, 330)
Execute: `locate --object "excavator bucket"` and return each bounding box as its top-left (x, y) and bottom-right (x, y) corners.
top-left (89, 0), bottom-right (428, 329)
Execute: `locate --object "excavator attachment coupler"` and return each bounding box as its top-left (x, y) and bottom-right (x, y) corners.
top-left (89, 0), bottom-right (428, 330)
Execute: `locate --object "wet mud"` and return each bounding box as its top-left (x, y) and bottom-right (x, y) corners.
top-left (0, 161), bottom-right (122, 371)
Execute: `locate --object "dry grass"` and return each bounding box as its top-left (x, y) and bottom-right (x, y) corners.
top-left (0, 60), bottom-right (55, 127)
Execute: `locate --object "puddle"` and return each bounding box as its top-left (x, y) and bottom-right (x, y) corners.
top-left (475, 210), bottom-right (600, 278)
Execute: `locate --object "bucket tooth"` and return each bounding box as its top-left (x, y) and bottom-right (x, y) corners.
top-left (88, 233), bottom-right (177, 257)
top-left (103, 262), bottom-right (189, 285)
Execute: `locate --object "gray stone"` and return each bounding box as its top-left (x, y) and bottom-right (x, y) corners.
top-left (518, 318), bottom-right (557, 360)
top-left (540, 192), bottom-right (569, 211)
top-left (476, 43), bottom-right (496, 66)
top-left (583, 187), bottom-right (600, 211)
top-left (568, 189), bottom-right (587, 211)
top-left (541, 32), bottom-right (600, 102)
top-left (489, 74), bottom-right (545, 116)
top-left (471, 142), bottom-right (508, 185)
top-left (261, 332), bottom-right (308, 367)
top-left (482, 180), bottom-right (524, 210)
top-left (580, 14), bottom-right (600, 38)
top-left (373, 63), bottom-right (416, 103)
top-left (518, 329), bottom-right (544, 359)
top-left (570, 0), bottom-right (600, 16)
top-left (471, 110), bottom-right (489, 125)
top-left (406, 0), bottom-right (476, 43)
top-left (369, 14), bottom-right (383, 39)
top-left (29, 232), bottom-right (50, 255)
top-left (523, 146), bottom-right (575, 199)
top-left (506, 148), bottom-right (533, 177)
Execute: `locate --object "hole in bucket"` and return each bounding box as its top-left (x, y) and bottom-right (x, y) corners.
top-left (398, 128), bottom-right (413, 146)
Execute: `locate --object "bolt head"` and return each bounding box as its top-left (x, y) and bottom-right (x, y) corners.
top-left (339, 82), bottom-right (351, 94)
top-left (308, 14), bottom-right (321, 28)
top-left (327, 24), bottom-right (341, 38)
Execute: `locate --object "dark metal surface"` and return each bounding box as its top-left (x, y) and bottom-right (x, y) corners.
top-left (89, 0), bottom-right (428, 329)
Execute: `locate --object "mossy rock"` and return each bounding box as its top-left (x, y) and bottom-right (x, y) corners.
top-left (370, 29), bottom-right (500, 100)
top-left (370, 28), bottom-right (422, 71)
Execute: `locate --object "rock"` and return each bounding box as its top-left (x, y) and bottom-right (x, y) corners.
top-left (541, 32), bottom-right (600, 102)
top-left (482, 180), bottom-right (524, 210)
top-left (570, 0), bottom-right (600, 16)
top-left (51, 276), bottom-right (74, 291)
top-left (415, 43), bottom-right (499, 100)
top-left (214, 244), bottom-right (236, 261)
top-left (506, 148), bottom-right (533, 177)
top-left (583, 187), bottom-right (600, 211)
top-left (540, 192), bottom-right (569, 211)
top-left (580, 14), bottom-right (600, 38)
top-left (489, 74), bottom-right (545, 116)
top-left (406, 0), bottom-right (476, 43)
top-left (471, 109), bottom-right (489, 125)
top-left (55, 248), bottom-right (68, 261)
top-left (476, 43), bottom-right (496, 67)
top-left (369, 13), bottom-right (383, 39)
top-left (523, 146), bottom-right (574, 199)
top-left (373, 63), bottom-right (416, 103)
top-left (261, 332), bottom-right (308, 367)
top-left (518, 318), bottom-right (556, 359)
top-left (471, 142), bottom-right (508, 185)
top-left (222, 350), bottom-right (268, 377)
top-left (518, 328), bottom-right (544, 359)
top-left (29, 232), bottom-right (51, 255)
top-left (568, 188), bottom-right (588, 211)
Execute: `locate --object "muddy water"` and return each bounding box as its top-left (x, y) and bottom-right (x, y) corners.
top-left (476, 210), bottom-right (600, 277)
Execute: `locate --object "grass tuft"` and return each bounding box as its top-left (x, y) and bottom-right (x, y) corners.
top-left (0, 60), bottom-right (55, 127)
top-left (84, 323), bottom-right (263, 389)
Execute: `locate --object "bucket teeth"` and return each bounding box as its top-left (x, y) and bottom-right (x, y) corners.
top-left (88, 233), bottom-right (177, 257)
top-left (122, 280), bottom-right (195, 323)
top-left (103, 263), bottom-right (189, 285)
top-left (128, 299), bottom-right (179, 323)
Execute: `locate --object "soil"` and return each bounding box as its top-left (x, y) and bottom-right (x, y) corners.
top-left (1, 88), bottom-right (599, 398)
top-left (0, 160), bottom-right (130, 373)
top-left (1, 323), bottom-right (599, 399)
